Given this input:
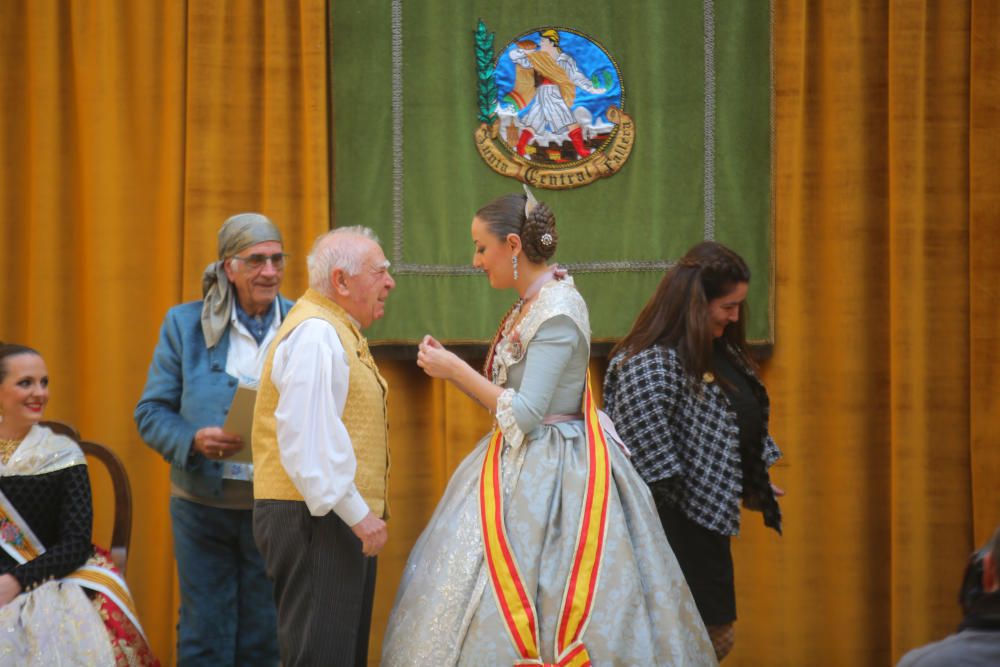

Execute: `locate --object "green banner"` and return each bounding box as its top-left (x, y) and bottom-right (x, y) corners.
top-left (330, 1), bottom-right (773, 345)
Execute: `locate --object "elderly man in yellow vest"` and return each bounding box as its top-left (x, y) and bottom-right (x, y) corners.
top-left (251, 226), bottom-right (395, 667)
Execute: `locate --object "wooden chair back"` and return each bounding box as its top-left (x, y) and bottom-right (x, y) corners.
top-left (40, 421), bottom-right (132, 574)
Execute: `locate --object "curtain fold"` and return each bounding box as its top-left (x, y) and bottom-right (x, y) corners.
top-left (183, 0), bottom-right (329, 300)
top-left (0, 1), bottom-right (189, 658)
top-left (1, 1), bottom-right (997, 665)
top-left (754, 2), bottom-right (895, 663)
top-left (887, 2), bottom-right (972, 656)
top-left (969, 0), bottom-right (1000, 550)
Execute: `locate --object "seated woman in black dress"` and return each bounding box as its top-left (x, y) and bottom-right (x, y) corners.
top-left (0, 342), bottom-right (157, 666)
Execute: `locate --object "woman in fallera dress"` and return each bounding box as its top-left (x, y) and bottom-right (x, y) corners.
top-left (0, 343), bottom-right (157, 666)
top-left (381, 190), bottom-right (716, 666)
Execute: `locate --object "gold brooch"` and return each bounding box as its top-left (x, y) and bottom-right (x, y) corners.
top-left (702, 372), bottom-right (715, 384)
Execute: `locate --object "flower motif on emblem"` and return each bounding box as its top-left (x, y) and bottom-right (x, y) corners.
top-left (506, 331), bottom-right (525, 363)
top-left (0, 517), bottom-right (26, 547)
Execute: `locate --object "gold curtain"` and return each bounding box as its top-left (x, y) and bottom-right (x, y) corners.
top-left (0, 1), bottom-right (329, 662)
top-left (1, 1), bottom-right (189, 658)
top-left (1, 1), bottom-right (997, 665)
top-left (761, 2), bottom-right (991, 664)
top-left (969, 0), bottom-right (1000, 573)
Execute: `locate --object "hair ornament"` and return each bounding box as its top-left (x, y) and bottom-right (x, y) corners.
top-left (523, 183), bottom-right (539, 218)
top-left (540, 233), bottom-right (554, 247)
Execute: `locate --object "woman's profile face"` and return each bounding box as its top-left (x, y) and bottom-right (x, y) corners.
top-left (707, 281), bottom-right (748, 338)
top-left (471, 217), bottom-right (515, 290)
top-left (0, 353), bottom-right (49, 431)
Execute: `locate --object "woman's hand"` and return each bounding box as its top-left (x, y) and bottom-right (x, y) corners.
top-left (418, 334), bottom-right (503, 411)
top-left (0, 573), bottom-right (22, 607)
top-left (416, 335), bottom-right (461, 380)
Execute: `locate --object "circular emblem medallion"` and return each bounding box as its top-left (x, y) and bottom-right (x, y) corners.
top-left (474, 23), bottom-right (635, 190)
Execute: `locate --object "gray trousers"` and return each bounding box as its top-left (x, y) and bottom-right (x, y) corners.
top-left (253, 500), bottom-right (377, 667)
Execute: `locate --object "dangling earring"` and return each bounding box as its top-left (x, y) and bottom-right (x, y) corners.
top-left (512, 254), bottom-right (519, 281)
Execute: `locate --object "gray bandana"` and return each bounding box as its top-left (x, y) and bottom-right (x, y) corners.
top-left (200, 213), bottom-right (283, 348)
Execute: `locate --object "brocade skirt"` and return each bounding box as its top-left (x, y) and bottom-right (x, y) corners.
top-left (381, 420), bottom-right (717, 667)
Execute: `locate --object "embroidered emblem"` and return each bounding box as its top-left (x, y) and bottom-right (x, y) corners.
top-left (0, 517), bottom-right (26, 547)
top-left (474, 22), bottom-right (635, 190)
top-left (506, 331), bottom-right (525, 363)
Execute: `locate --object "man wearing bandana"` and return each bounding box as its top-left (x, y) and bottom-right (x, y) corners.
top-left (135, 213), bottom-right (291, 666)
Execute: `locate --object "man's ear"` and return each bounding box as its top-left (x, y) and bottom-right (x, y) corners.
top-left (331, 268), bottom-right (350, 297)
top-left (222, 258), bottom-right (236, 281)
top-left (984, 552), bottom-right (998, 593)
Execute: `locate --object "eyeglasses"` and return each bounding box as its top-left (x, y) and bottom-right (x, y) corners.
top-left (232, 253), bottom-right (288, 270)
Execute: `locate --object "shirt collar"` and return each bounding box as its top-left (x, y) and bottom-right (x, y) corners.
top-left (230, 299), bottom-right (282, 342)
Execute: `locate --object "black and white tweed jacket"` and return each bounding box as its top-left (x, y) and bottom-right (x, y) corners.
top-left (603, 344), bottom-right (782, 536)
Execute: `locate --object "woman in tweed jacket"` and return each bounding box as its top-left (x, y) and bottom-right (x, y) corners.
top-left (603, 241), bottom-right (784, 662)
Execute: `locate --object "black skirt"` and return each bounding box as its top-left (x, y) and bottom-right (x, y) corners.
top-left (656, 500), bottom-right (736, 626)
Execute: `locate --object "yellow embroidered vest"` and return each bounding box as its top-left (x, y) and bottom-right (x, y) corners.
top-left (252, 288), bottom-right (390, 518)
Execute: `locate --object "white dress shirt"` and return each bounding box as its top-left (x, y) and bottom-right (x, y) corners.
top-left (269, 317), bottom-right (370, 525)
top-left (225, 305), bottom-right (282, 388)
top-left (215, 305), bottom-right (282, 483)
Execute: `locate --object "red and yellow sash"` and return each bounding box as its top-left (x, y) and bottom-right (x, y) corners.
top-left (0, 490), bottom-right (148, 643)
top-left (67, 555), bottom-right (149, 643)
top-left (480, 373), bottom-right (611, 667)
top-left (0, 491), bottom-right (45, 562)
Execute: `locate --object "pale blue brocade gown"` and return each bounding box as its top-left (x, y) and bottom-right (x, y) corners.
top-left (382, 278), bottom-right (716, 666)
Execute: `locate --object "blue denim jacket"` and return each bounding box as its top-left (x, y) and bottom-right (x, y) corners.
top-left (134, 296), bottom-right (293, 499)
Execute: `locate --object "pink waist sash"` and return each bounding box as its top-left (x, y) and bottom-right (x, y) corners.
top-left (542, 413), bottom-right (584, 425)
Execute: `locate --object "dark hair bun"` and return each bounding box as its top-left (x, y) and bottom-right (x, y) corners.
top-left (521, 202), bottom-right (558, 262)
